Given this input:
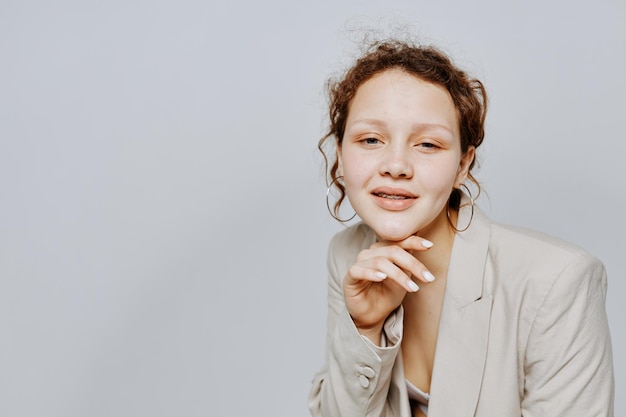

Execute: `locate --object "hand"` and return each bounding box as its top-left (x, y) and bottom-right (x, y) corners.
top-left (343, 235), bottom-right (435, 344)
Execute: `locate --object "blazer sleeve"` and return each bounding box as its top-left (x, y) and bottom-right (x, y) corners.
top-left (308, 232), bottom-right (406, 417)
top-left (521, 253), bottom-right (614, 416)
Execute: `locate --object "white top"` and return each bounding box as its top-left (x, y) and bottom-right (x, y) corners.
top-left (406, 379), bottom-right (429, 415)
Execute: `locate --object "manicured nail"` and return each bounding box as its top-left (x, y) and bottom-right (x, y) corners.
top-left (423, 271), bottom-right (435, 282)
top-left (422, 240), bottom-right (434, 248)
top-left (374, 271), bottom-right (387, 280)
top-left (408, 280), bottom-right (419, 292)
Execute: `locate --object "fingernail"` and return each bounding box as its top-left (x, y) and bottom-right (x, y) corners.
top-left (408, 280), bottom-right (419, 292)
top-left (422, 240), bottom-right (434, 248)
top-left (374, 271), bottom-right (387, 280)
top-left (423, 271), bottom-right (435, 282)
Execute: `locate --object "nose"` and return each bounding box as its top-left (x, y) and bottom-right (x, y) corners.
top-left (380, 146), bottom-right (413, 178)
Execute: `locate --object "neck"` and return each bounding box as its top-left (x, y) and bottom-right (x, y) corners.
top-left (413, 207), bottom-right (457, 278)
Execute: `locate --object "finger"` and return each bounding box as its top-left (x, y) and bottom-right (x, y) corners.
top-left (394, 235), bottom-right (434, 252)
top-left (370, 236), bottom-right (433, 253)
top-left (345, 263), bottom-right (390, 283)
top-left (357, 242), bottom-right (435, 288)
top-left (352, 256), bottom-right (420, 293)
top-left (382, 246), bottom-right (436, 284)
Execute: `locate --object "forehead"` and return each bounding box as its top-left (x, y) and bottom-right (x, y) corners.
top-left (347, 69), bottom-right (459, 134)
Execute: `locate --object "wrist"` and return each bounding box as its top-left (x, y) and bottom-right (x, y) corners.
top-left (354, 321), bottom-right (385, 346)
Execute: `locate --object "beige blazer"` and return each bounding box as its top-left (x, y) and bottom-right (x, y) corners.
top-left (308, 204), bottom-right (614, 417)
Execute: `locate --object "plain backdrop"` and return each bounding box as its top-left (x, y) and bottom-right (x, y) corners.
top-left (1, 0), bottom-right (623, 416)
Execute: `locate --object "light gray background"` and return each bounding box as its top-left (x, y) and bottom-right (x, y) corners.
top-left (1, 1), bottom-right (623, 416)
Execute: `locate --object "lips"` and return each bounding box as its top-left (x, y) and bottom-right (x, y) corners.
top-left (371, 187), bottom-right (418, 210)
top-left (373, 192), bottom-right (412, 200)
top-left (371, 187), bottom-right (417, 199)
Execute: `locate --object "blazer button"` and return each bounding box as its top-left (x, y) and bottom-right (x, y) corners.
top-left (358, 374), bottom-right (370, 388)
top-left (360, 366), bottom-right (375, 379)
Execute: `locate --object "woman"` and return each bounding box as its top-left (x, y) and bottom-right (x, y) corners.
top-left (308, 40), bottom-right (614, 417)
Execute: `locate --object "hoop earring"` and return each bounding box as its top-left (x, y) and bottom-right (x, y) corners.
top-left (447, 183), bottom-right (475, 233)
top-left (326, 176), bottom-right (357, 223)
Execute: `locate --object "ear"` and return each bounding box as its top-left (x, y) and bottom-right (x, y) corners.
top-left (455, 146), bottom-right (475, 187)
top-left (336, 143), bottom-right (344, 177)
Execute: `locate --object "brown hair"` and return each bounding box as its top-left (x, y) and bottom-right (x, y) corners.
top-left (320, 39), bottom-right (488, 217)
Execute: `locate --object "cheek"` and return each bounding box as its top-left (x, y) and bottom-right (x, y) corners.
top-left (342, 170), bottom-right (367, 197)
top-left (417, 160), bottom-right (460, 194)
top-left (341, 154), bottom-right (373, 186)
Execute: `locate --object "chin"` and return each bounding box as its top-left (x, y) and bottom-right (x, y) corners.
top-left (370, 221), bottom-right (419, 242)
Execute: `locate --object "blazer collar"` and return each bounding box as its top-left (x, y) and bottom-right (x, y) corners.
top-left (445, 199), bottom-right (491, 305)
top-left (428, 200), bottom-right (493, 417)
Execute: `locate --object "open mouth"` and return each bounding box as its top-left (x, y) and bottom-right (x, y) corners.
top-left (372, 192), bottom-right (414, 200)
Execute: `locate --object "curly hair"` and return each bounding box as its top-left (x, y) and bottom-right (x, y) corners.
top-left (320, 39), bottom-right (488, 218)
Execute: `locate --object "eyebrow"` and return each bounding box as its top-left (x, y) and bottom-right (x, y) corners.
top-left (348, 119), bottom-right (455, 135)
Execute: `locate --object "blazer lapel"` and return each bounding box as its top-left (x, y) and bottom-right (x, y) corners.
top-left (428, 202), bottom-right (493, 417)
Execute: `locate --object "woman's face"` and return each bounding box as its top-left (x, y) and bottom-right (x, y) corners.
top-left (338, 69), bottom-right (474, 241)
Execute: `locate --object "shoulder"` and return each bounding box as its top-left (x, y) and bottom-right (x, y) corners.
top-left (487, 222), bottom-right (605, 289)
top-left (489, 223), bottom-right (600, 266)
top-left (328, 221), bottom-right (375, 252)
top-left (326, 222), bottom-right (376, 279)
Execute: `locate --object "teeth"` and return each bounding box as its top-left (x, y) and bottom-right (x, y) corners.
top-left (376, 193), bottom-right (409, 200)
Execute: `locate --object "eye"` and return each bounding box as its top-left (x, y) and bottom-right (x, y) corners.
top-left (417, 141), bottom-right (439, 150)
top-left (359, 137), bottom-right (382, 146)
